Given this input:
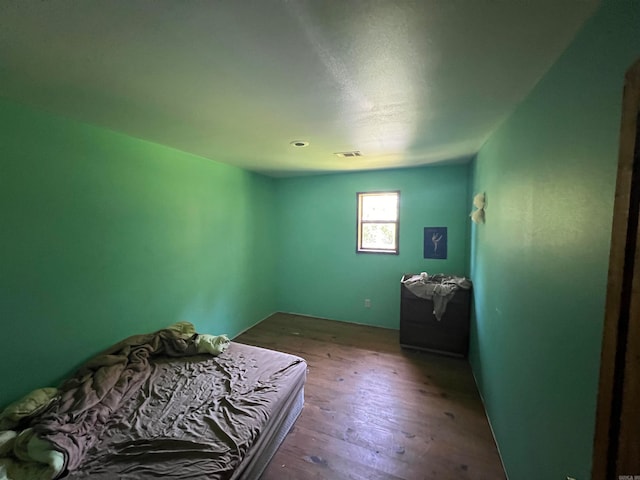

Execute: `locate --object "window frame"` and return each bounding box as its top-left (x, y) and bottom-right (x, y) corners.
top-left (356, 190), bottom-right (400, 255)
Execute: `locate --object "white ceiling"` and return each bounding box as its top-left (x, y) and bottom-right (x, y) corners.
top-left (0, 0), bottom-right (600, 177)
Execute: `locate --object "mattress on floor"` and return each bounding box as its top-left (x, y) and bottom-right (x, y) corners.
top-left (66, 342), bottom-right (306, 480)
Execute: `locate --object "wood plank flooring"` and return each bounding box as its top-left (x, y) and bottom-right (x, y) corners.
top-left (235, 313), bottom-right (505, 480)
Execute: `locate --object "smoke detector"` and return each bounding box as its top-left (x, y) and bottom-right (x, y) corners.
top-left (290, 140), bottom-right (309, 147)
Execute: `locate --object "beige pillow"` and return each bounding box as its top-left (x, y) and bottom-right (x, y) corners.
top-left (196, 334), bottom-right (230, 355)
top-left (0, 388), bottom-right (58, 426)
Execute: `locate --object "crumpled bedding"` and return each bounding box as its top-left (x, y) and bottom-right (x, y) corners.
top-left (403, 272), bottom-right (471, 320)
top-left (0, 325), bottom-right (231, 480)
top-left (65, 343), bottom-right (306, 480)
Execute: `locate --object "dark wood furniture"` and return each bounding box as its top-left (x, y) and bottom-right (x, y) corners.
top-left (400, 274), bottom-right (472, 357)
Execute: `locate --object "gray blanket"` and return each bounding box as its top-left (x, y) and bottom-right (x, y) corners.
top-left (65, 343), bottom-right (306, 479)
top-left (33, 329), bottom-right (203, 477)
top-left (18, 329), bottom-right (305, 480)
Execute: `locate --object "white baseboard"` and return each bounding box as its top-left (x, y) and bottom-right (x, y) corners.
top-left (231, 311), bottom-right (279, 339)
top-left (279, 310), bottom-right (398, 331)
top-left (469, 365), bottom-right (510, 480)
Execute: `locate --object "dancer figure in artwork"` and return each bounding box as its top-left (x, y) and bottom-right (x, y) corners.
top-left (432, 232), bottom-right (443, 253)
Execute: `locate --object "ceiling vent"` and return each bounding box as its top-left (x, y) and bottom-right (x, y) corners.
top-left (334, 151), bottom-right (362, 158)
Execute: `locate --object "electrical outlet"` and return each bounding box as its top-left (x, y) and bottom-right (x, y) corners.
top-left (364, 299), bottom-right (371, 308)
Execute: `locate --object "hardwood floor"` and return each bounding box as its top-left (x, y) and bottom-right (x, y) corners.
top-left (235, 313), bottom-right (506, 480)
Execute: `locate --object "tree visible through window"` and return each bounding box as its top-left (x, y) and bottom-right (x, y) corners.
top-left (357, 191), bottom-right (400, 254)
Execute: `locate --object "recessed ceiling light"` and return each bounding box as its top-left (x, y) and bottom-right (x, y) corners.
top-left (290, 140), bottom-right (309, 148)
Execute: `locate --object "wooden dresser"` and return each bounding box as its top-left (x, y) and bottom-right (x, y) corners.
top-left (399, 274), bottom-right (472, 357)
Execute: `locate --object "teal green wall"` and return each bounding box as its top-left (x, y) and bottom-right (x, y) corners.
top-left (275, 165), bottom-right (470, 328)
top-left (4, 4), bottom-right (638, 476)
top-left (469, 1), bottom-right (640, 479)
top-left (0, 99), bottom-right (277, 408)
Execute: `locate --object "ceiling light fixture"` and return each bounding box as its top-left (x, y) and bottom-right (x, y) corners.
top-left (290, 140), bottom-right (309, 147)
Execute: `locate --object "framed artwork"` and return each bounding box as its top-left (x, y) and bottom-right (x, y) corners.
top-left (424, 227), bottom-right (447, 259)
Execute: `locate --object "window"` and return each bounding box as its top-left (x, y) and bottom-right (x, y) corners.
top-left (356, 191), bottom-right (400, 254)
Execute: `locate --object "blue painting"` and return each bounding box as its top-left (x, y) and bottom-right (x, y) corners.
top-left (424, 227), bottom-right (447, 259)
